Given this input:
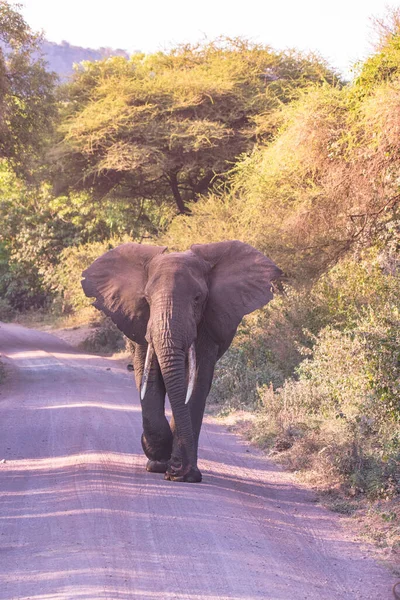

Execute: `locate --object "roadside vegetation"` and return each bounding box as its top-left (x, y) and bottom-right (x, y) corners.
top-left (0, 0), bottom-right (398, 558)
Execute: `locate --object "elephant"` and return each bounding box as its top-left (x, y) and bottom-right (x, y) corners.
top-left (81, 240), bottom-right (282, 483)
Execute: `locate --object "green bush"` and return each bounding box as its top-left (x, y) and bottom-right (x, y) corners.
top-left (0, 298), bottom-right (15, 321)
top-left (80, 316), bottom-right (126, 354)
top-left (210, 288), bottom-right (321, 406)
top-left (353, 8), bottom-right (400, 95)
top-left (210, 248), bottom-right (400, 498)
top-left (255, 319), bottom-right (400, 498)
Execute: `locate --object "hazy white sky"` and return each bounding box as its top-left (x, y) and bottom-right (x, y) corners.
top-left (21, 0), bottom-right (395, 78)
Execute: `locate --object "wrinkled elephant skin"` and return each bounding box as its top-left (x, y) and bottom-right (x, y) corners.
top-left (82, 240), bottom-right (282, 482)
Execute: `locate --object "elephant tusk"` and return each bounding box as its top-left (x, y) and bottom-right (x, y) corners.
top-left (140, 343), bottom-right (154, 400)
top-left (185, 342), bottom-right (196, 405)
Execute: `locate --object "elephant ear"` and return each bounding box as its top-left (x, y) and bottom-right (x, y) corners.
top-left (81, 243), bottom-right (167, 343)
top-left (191, 240), bottom-right (282, 351)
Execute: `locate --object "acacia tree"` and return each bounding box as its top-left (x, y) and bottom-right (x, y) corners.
top-left (58, 39), bottom-right (338, 214)
top-left (0, 1), bottom-right (56, 170)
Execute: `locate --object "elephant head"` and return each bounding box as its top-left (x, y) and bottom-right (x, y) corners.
top-left (81, 240), bottom-right (282, 482)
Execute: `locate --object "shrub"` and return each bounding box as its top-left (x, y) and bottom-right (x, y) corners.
top-left (209, 247), bottom-right (400, 499)
top-left (254, 312), bottom-right (400, 498)
top-left (0, 298), bottom-right (15, 321)
top-left (79, 315), bottom-right (126, 354)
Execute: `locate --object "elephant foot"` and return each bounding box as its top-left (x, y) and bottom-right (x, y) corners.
top-left (164, 465), bottom-right (202, 483)
top-left (141, 433), bottom-right (173, 464)
top-left (146, 459), bottom-right (168, 473)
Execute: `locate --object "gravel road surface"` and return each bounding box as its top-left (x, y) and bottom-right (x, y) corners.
top-left (0, 322), bottom-right (395, 599)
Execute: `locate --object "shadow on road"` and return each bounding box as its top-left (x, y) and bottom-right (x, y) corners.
top-left (0, 322), bottom-right (393, 599)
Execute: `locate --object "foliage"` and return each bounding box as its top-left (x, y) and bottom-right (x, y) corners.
top-left (80, 315), bottom-right (125, 354)
top-left (164, 74), bottom-right (400, 280)
top-left (254, 315), bottom-right (400, 499)
top-left (211, 247), bottom-right (400, 498)
top-left (352, 7), bottom-right (400, 96)
top-left (0, 161), bottom-right (80, 309)
top-left (211, 246), bottom-right (400, 396)
top-left (0, 156), bottom-right (171, 310)
top-left (0, 1), bottom-right (57, 169)
top-left (162, 12), bottom-right (400, 282)
top-left (57, 39), bottom-right (338, 215)
top-left (0, 297), bottom-right (15, 320)
top-left (210, 286), bottom-right (322, 406)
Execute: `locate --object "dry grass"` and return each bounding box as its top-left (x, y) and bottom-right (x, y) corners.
top-left (213, 407), bottom-right (400, 567)
top-left (12, 305), bottom-right (127, 357)
top-left (14, 305), bottom-right (98, 331)
top-left (357, 498), bottom-right (400, 565)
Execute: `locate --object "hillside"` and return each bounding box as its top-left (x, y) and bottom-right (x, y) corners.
top-left (41, 40), bottom-right (130, 79)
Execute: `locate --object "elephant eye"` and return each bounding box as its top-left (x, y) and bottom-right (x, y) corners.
top-left (194, 293), bottom-right (201, 304)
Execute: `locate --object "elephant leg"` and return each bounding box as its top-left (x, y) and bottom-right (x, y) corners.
top-left (190, 330), bottom-right (219, 459)
top-left (164, 330), bottom-right (218, 483)
top-left (133, 343), bottom-right (173, 471)
top-left (165, 415), bottom-right (202, 482)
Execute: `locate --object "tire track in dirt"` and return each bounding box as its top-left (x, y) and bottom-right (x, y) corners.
top-left (0, 322), bottom-right (395, 599)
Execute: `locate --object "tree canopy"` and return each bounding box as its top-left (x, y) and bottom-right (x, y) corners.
top-left (57, 39), bottom-right (338, 213)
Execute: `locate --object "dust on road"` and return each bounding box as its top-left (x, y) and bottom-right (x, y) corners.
top-left (0, 322), bottom-right (394, 599)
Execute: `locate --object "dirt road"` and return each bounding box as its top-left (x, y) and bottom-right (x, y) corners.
top-left (0, 322), bottom-right (394, 599)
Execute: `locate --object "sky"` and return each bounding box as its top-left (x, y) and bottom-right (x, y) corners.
top-left (20, 0), bottom-right (396, 78)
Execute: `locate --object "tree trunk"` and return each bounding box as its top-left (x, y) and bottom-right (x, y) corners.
top-left (194, 171), bottom-right (214, 195)
top-left (168, 171), bottom-right (186, 214)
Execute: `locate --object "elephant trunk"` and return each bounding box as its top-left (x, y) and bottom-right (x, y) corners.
top-left (140, 341), bottom-right (196, 404)
top-left (151, 337), bottom-right (197, 467)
